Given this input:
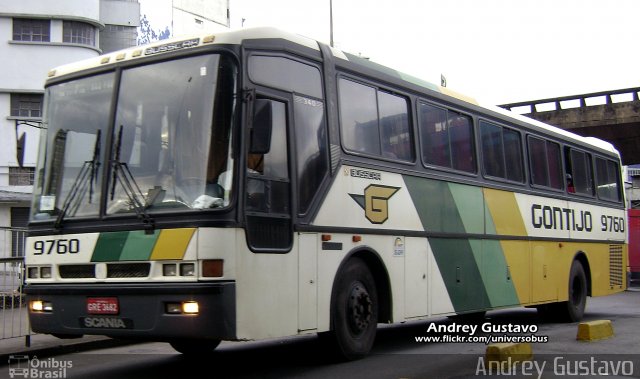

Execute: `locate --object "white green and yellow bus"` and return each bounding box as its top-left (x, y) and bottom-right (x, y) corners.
top-left (25, 27), bottom-right (626, 359)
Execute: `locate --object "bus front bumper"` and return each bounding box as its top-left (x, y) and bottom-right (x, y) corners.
top-left (25, 282), bottom-right (236, 341)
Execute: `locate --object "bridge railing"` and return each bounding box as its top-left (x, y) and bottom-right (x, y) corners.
top-left (500, 87), bottom-right (640, 115)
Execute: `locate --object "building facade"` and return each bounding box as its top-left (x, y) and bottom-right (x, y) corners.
top-left (138, 0), bottom-right (229, 45)
top-left (0, 0), bottom-right (139, 257)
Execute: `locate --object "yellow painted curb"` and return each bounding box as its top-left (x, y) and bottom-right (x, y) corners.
top-left (485, 343), bottom-right (533, 364)
top-left (576, 320), bottom-right (614, 341)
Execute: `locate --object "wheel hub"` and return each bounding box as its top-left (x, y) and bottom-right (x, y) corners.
top-left (347, 281), bottom-right (372, 335)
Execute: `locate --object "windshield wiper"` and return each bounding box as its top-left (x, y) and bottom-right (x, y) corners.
top-left (54, 129), bottom-right (102, 229)
top-left (110, 125), bottom-right (155, 231)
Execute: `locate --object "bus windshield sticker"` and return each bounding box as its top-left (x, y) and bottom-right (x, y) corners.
top-left (393, 237), bottom-right (405, 257)
top-left (40, 195), bottom-right (55, 211)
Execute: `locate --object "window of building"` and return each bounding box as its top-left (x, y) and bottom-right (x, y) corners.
top-left (100, 24), bottom-right (138, 53)
top-left (479, 120), bottom-right (523, 182)
top-left (595, 157), bottom-right (621, 202)
top-left (419, 102), bottom-right (475, 172)
top-left (63, 21), bottom-right (96, 46)
top-left (339, 78), bottom-right (413, 161)
top-left (10, 94), bottom-right (43, 118)
top-left (528, 136), bottom-right (562, 189)
top-left (13, 18), bottom-right (50, 42)
top-left (9, 167), bottom-right (35, 186)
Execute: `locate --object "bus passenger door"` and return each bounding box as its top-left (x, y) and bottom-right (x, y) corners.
top-left (236, 95), bottom-right (298, 340)
top-left (245, 98), bottom-right (293, 252)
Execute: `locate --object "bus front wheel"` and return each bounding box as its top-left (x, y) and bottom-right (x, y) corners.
top-left (326, 257), bottom-right (378, 360)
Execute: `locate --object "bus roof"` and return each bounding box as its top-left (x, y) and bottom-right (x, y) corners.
top-left (46, 27), bottom-right (320, 80)
top-left (47, 27), bottom-right (619, 158)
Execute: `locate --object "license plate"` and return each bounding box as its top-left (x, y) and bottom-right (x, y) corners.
top-left (87, 297), bottom-right (119, 315)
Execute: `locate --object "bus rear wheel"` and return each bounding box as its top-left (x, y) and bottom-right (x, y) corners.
top-left (538, 260), bottom-right (587, 322)
top-left (563, 260), bottom-right (588, 322)
top-left (170, 339), bottom-right (221, 355)
top-left (326, 257), bottom-right (378, 360)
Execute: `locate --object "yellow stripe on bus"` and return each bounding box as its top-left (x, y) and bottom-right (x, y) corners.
top-left (484, 188), bottom-right (527, 237)
top-left (149, 228), bottom-right (196, 260)
top-left (500, 240), bottom-right (531, 304)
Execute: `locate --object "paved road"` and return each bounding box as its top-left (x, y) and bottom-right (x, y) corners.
top-left (2, 290), bottom-right (640, 379)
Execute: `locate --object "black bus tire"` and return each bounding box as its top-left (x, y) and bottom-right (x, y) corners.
top-left (556, 260), bottom-right (588, 322)
top-left (327, 257), bottom-right (378, 360)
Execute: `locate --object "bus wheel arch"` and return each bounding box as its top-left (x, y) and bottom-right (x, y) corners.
top-left (539, 253), bottom-right (590, 323)
top-left (324, 248), bottom-right (392, 360)
top-left (347, 249), bottom-right (392, 324)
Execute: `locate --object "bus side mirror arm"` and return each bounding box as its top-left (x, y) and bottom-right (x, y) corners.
top-left (250, 99), bottom-right (273, 155)
top-left (14, 119), bottom-right (45, 168)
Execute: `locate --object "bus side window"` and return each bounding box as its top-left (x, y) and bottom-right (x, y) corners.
top-left (338, 79), bottom-right (379, 155)
top-left (379, 91), bottom-right (413, 161)
top-left (565, 147), bottom-right (594, 196)
top-left (595, 157), bottom-right (621, 202)
top-left (294, 95), bottom-right (329, 215)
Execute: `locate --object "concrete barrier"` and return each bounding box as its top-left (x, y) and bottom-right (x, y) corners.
top-left (576, 320), bottom-right (614, 341)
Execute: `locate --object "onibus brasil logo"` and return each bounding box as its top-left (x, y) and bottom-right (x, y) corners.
top-left (8, 355), bottom-right (72, 378)
top-left (349, 185), bottom-right (400, 224)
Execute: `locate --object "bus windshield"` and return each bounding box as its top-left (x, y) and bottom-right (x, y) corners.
top-left (32, 54), bottom-right (237, 222)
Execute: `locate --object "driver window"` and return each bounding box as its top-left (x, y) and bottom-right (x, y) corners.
top-left (246, 100), bottom-right (289, 214)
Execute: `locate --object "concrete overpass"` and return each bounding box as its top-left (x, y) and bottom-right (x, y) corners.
top-left (499, 87), bottom-right (640, 165)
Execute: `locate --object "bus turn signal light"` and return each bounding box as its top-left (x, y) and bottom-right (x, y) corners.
top-left (202, 260), bottom-right (223, 277)
top-left (166, 301), bottom-right (199, 315)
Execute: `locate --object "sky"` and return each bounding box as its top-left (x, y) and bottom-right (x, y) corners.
top-left (140, 0), bottom-right (640, 105)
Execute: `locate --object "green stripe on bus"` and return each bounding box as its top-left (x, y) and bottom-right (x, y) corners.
top-left (403, 175), bottom-right (520, 310)
top-left (91, 231), bottom-right (129, 262)
top-left (475, 240), bottom-right (520, 308)
top-left (430, 238), bottom-right (490, 312)
top-left (119, 230), bottom-right (159, 261)
top-left (449, 183), bottom-right (484, 234)
top-left (403, 176), bottom-right (465, 234)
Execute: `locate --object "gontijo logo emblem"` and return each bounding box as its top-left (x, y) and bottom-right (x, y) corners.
top-left (350, 185), bottom-right (400, 224)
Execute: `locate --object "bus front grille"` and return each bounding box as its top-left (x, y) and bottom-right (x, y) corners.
top-left (59, 264), bottom-right (95, 279)
top-left (58, 263), bottom-right (151, 279)
top-left (107, 263), bottom-right (150, 278)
